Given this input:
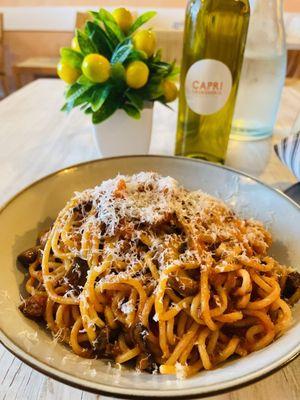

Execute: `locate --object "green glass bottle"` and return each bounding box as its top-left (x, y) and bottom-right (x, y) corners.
top-left (175, 0), bottom-right (250, 163)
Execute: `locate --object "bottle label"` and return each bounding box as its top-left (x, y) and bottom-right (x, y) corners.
top-left (185, 59), bottom-right (232, 115)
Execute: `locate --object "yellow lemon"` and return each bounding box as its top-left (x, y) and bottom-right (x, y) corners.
top-left (162, 80), bottom-right (178, 102)
top-left (57, 61), bottom-right (81, 84)
top-left (82, 54), bottom-right (110, 83)
top-left (71, 36), bottom-right (80, 52)
top-left (112, 7), bottom-right (133, 33)
top-left (125, 61), bottom-right (149, 89)
top-left (133, 30), bottom-right (156, 58)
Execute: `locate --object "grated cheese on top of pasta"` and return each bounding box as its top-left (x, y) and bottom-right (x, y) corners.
top-left (18, 171), bottom-right (300, 378)
top-left (60, 172), bottom-right (271, 270)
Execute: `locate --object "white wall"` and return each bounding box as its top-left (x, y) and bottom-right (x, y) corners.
top-left (0, 6), bottom-right (185, 31)
top-left (0, 6), bottom-right (299, 49)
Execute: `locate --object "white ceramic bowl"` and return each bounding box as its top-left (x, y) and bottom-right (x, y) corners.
top-left (0, 156), bottom-right (299, 398)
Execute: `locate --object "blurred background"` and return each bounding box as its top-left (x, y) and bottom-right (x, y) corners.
top-left (0, 0), bottom-right (299, 97)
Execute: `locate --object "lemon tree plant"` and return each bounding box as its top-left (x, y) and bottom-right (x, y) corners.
top-left (58, 8), bottom-right (179, 124)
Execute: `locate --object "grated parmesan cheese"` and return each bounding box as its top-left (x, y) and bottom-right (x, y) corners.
top-left (120, 299), bottom-right (135, 314)
top-left (71, 172), bottom-right (235, 243)
top-left (57, 172), bottom-right (272, 291)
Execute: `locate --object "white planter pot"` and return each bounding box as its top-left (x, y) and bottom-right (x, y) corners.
top-left (93, 106), bottom-right (153, 157)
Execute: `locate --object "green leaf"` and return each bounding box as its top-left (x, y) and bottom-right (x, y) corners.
top-left (89, 10), bottom-right (100, 21)
top-left (85, 107), bottom-right (93, 114)
top-left (77, 74), bottom-right (93, 86)
top-left (62, 83), bottom-right (94, 113)
top-left (111, 40), bottom-right (133, 64)
top-left (126, 50), bottom-right (148, 63)
top-left (61, 103), bottom-right (69, 112)
top-left (148, 60), bottom-right (177, 80)
top-left (65, 83), bottom-right (81, 99)
top-left (99, 24), bottom-right (118, 48)
top-left (61, 93), bottom-right (90, 113)
top-left (125, 91), bottom-right (144, 110)
top-left (105, 20), bottom-right (125, 42)
top-left (80, 103), bottom-right (90, 111)
top-left (103, 21), bottom-right (124, 46)
top-left (110, 62), bottom-right (125, 81)
top-left (67, 84), bottom-right (92, 104)
top-left (150, 61), bottom-right (171, 70)
top-left (76, 29), bottom-right (97, 55)
top-left (98, 9), bottom-right (125, 45)
top-left (99, 8), bottom-right (116, 24)
top-left (122, 104), bottom-right (141, 119)
top-left (128, 11), bottom-right (157, 35)
top-left (85, 21), bottom-right (113, 59)
top-left (73, 87), bottom-right (95, 109)
top-left (91, 85), bottom-right (111, 112)
top-left (137, 79), bottom-right (164, 100)
top-left (168, 60), bottom-right (178, 73)
top-left (149, 85), bottom-right (164, 99)
top-left (92, 94), bottom-right (120, 124)
top-left (152, 49), bottom-right (162, 63)
top-left (60, 48), bottom-right (83, 69)
top-left (168, 64), bottom-right (180, 79)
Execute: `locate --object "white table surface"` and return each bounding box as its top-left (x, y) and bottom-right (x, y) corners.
top-left (0, 78), bottom-right (299, 400)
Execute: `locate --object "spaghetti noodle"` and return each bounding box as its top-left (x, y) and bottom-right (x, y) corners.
top-left (18, 172), bottom-right (300, 377)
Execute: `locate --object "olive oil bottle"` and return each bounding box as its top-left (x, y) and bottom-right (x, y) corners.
top-left (176, 0), bottom-right (250, 163)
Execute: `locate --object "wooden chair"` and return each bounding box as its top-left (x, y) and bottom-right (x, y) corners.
top-left (13, 12), bottom-right (92, 88)
top-left (75, 12), bottom-right (93, 30)
top-left (0, 13), bottom-right (8, 97)
top-left (13, 57), bottom-right (60, 89)
top-left (287, 50), bottom-right (300, 79)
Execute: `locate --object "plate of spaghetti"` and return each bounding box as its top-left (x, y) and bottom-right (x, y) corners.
top-left (0, 156), bottom-right (299, 398)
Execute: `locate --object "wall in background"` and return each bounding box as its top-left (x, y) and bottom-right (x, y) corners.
top-left (0, 0), bottom-right (183, 6)
top-left (1, 6), bottom-right (184, 31)
top-left (286, 0), bottom-right (300, 12)
top-left (1, 1), bottom-right (300, 91)
top-left (3, 31), bottom-right (72, 88)
top-left (1, 6), bottom-right (185, 91)
top-left (1, 0), bottom-right (300, 11)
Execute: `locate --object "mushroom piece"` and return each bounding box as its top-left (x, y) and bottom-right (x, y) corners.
top-left (19, 294), bottom-right (47, 319)
top-left (64, 257), bottom-right (89, 294)
top-left (17, 247), bottom-right (39, 268)
top-left (282, 271), bottom-right (300, 304)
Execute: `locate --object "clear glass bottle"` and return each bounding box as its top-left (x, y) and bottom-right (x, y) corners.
top-left (175, 0), bottom-right (250, 163)
top-left (231, 0), bottom-right (286, 141)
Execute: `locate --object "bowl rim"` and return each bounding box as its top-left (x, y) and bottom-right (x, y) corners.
top-left (1, 333), bottom-right (299, 399)
top-left (0, 154), bottom-right (299, 399)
